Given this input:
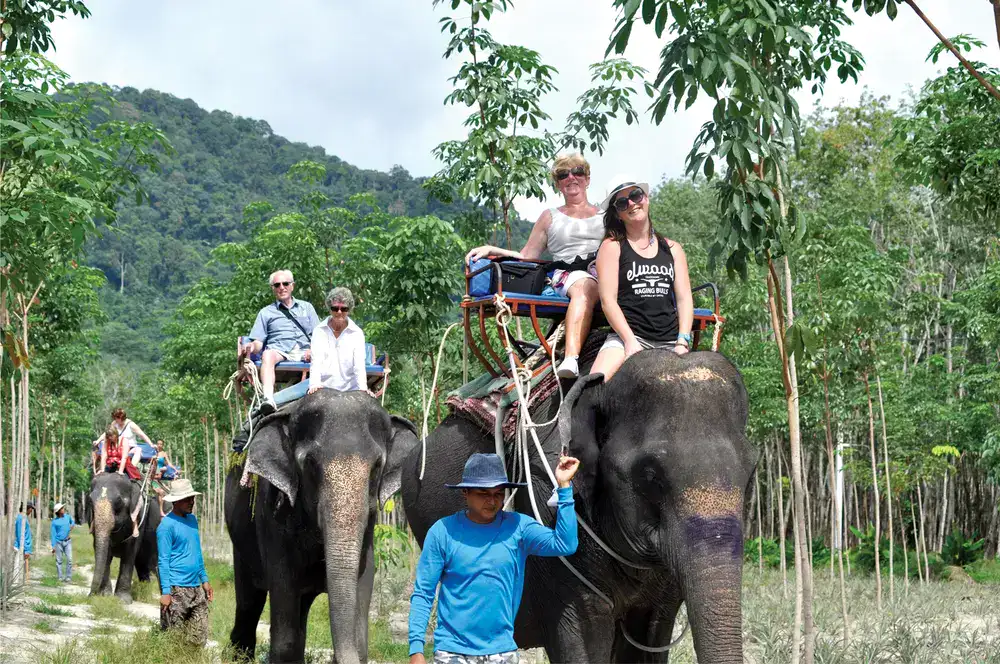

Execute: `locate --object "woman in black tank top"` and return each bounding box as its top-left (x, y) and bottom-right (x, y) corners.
top-left (591, 176), bottom-right (694, 382)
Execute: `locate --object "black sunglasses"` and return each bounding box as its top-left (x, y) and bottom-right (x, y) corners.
top-left (271, 281), bottom-right (293, 288)
top-left (613, 189), bottom-right (646, 212)
top-left (330, 306), bottom-right (350, 313)
top-left (555, 166), bottom-right (588, 181)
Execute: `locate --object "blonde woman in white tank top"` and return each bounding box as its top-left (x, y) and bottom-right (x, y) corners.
top-left (466, 153), bottom-right (603, 378)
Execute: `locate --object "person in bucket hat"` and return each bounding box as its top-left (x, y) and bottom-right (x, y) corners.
top-left (408, 453), bottom-right (580, 664)
top-left (156, 479), bottom-right (213, 647)
top-left (50, 502), bottom-right (75, 582)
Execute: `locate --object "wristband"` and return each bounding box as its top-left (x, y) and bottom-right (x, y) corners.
top-left (677, 332), bottom-right (692, 345)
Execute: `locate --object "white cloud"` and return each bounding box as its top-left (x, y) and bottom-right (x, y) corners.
top-left (50, 0), bottom-right (997, 226)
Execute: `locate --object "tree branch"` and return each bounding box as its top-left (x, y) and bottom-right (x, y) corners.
top-left (904, 0), bottom-right (1000, 102)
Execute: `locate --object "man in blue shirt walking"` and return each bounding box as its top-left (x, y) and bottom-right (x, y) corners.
top-left (408, 453), bottom-right (580, 664)
top-left (50, 503), bottom-right (75, 583)
top-left (157, 479), bottom-right (213, 647)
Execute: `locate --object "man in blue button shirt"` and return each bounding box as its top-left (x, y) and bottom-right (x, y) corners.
top-left (408, 453), bottom-right (580, 664)
top-left (50, 502), bottom-right (75, 583)
top-left (157, 479), bottom-right (213, 647)
top-left (239, 269), bottom-right (320, 414)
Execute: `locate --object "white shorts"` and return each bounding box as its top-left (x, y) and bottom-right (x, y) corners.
top-left (601, 332), bottom-right (677, 353)
top-left (551, 263), bottom-right (597, 298)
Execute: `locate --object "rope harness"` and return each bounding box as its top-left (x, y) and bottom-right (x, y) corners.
top-left (491, 293), bottom-right (689, 653)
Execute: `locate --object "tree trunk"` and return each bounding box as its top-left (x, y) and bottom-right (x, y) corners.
top-left (875, 371), bottom-right (894, 602)
top-left (917, 483), bottom-right (931, 583)
top-left (863, 372), bottom-right (883, 610)
top-left (765, 256), bottom-right (814, 663)
top-left (776, 433), bottom-right (788, 596)
top-left (910, 499), bottom-right (924, 585)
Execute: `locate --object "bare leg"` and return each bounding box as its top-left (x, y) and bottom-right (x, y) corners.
top-left (260, 349), bottom-right (284, 400)
top-left (590, 346), bottom-right (626, 382)
top-left (564, 279), bottom-right (599, 357)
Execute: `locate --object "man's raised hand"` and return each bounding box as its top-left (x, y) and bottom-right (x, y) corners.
top-left (555, 456), bottom-right (580, 488)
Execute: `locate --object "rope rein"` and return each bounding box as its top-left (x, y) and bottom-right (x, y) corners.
top-left (492, 293), bottom-right (690, 652)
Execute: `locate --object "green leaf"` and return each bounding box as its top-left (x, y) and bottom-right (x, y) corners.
top-left (704, 157), bottom-right (714, 180)
top-left (642, 0), bottom-right (656, 24)
top-left (886, 0), bottom-right (898, 19)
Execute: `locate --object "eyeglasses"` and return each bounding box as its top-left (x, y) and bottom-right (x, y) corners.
top-left (613, 189), bottom-right (646, 212)
top-left (330, 306), bottom-right (350, 313)
top-left (555, 166), bottom-right (588, 181)
top-left (271, 281), bottom-right (293, 288)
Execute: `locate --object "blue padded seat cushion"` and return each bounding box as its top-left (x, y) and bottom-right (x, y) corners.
top-left (238, 337), bottom-right (384, 374)
top-left (467, 294), bottom-right (715, 319)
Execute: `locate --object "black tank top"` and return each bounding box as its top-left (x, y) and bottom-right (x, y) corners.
top-left (616, 236), bottom-right (678, 343)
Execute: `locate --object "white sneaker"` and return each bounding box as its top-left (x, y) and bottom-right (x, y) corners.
top-left (556, 356), bottom-right (579, 379)
top-left (259, 397), bottom-right (277, 415)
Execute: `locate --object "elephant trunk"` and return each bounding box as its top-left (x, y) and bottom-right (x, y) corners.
top-left (678, 510), bottom-right (745, 664)
top-left (90, 498), bottom-right (115, 596)
top-left (319, 457), bottom-right (371, 664)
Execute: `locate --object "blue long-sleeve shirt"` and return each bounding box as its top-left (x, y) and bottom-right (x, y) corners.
top-left (408, 486), bottom-right (578, 656)
top-left (50, 514), bottom-right (74, 544)
top-left (156, 512), bottom-right (208, 594)
top-left (13, 514), bottom-right (32, 554)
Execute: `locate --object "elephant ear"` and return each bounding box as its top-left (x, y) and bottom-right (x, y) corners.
top-left (558, 373), bottom-right (604, 518)
top-left (243, 414), bottom-right (298, 505)
top-left (379, 415), bottom-right (418, 508)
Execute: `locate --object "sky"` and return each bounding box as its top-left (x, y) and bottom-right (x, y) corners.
top-left (49, 1), bottom-right (998, 223)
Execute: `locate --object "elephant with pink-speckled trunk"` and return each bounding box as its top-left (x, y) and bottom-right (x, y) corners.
top-left (87, 472), bottom-right (159, 603)
top-left (225, 390), bottom-right (418, 664)
top-left (402, 348), bottom-right (754, 662)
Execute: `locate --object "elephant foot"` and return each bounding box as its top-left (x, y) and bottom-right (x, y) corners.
top-left (115, 590), bottom-right (134, 605)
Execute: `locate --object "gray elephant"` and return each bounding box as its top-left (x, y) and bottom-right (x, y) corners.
top-left (225, 390), bottom-right (419, 664)
top-left (87, 472), bottom-right (160, 603)
top-left (401, 349), bottom-right (755, 663)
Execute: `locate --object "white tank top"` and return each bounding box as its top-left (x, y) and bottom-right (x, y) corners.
top-left (114, 419), bottom-right (137, 447)
top-left (545, 207), bottom-right (603, 262)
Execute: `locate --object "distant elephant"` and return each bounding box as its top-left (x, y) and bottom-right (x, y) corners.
top-left (402, 349), bottom-right (755, 663)
top-left (225, 390), bottom-right (419, 664)
top-left (87, 472), bottom-right (160, 603)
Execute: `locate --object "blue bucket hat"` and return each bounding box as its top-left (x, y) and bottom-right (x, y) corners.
top-left (445, 453), bottom-right (527, 489)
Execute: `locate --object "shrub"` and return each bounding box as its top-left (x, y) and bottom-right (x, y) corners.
top-left (744, 537), bottom-right (793, 569)
top-left (965, 558), bottom-right (1000, 584)
top-left (811, 537), bottom-right (831, 567)
top-left (941, 529), bottom-right (985, 566)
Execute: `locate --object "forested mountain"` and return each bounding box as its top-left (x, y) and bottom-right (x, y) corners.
top-left (84, 87), bottom-right (479, 364)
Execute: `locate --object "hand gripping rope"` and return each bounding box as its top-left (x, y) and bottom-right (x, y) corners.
top-left (492, 293), bottom-right (689, 653)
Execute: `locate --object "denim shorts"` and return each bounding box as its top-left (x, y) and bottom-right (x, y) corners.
top-left (601, 332), bottom-right (677, 352)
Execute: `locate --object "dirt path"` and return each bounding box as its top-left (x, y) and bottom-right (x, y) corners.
top-left (0, 562), bottom-right (270, 663)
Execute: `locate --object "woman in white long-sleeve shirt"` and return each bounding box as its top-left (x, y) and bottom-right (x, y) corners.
top-left (307, 287), bottom-right (369, 395)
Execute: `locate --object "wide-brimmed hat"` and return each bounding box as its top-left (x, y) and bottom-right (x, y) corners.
top-left (53, 502), bottom-right (65, 513)
top-left (599, 173), bottom-right (650, 212)
top-left (163, 479), bottom-right (202, 502)
top-left (445, 453), bottom-right (526, 489)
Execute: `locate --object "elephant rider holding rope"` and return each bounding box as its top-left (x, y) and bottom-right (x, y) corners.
top-left (238, 269), bottom-right (320, 415)
top-left (408, 453), bottom-right (580, 664)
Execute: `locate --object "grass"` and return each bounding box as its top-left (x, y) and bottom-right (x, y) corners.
top-left (88, 595), bottom-right (131, 621)
top-left (33, 603), bottom-right (72, 616)
top-left (88, 626), bottom-right (216, 664)
top-left (35, 591), bottom-right (88, 606)
top-left (31, 620), bottom-right (55, 634)
top-left (370, 619), bottom-right (412, 662)
top-left (131, 579), bottom-right (157, 604)
top-left (31, 640), bottom-right (80, 664)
